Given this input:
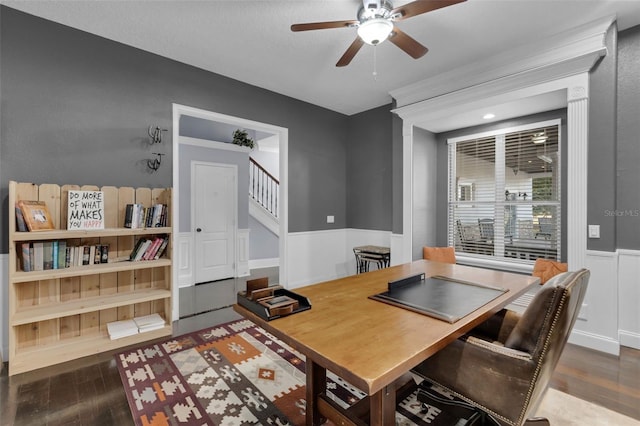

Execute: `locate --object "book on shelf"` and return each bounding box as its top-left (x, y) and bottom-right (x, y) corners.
top-left (107, 319), bottom-right (139, 340)
top-left (133, 313), bottom-right (165, 332)
top-left (21, 243), bottom-right (31, 272)
top-left (43, 241), bottom-right (54, 270)
top-left (32, 242), bottom-right (44, 271)
top-left (17, 200), bottom-right (55, 231)
top-left (57, 241), bottom-right (66, 269)
top-left (15, 205), bottom-right (28, 232)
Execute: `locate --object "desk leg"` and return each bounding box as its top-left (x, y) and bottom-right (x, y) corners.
top-left (369, 385), bottom-right (396, 426)
top-left (306, 359), bottom-right (326, 425)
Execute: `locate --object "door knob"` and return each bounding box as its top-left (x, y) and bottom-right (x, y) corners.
top-left (196, 228), bottom-right (202, 232)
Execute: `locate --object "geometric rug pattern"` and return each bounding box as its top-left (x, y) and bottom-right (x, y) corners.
top-left (115, 318), bottom-right (521, 425)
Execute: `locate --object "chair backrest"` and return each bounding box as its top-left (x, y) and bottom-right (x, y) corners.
top-left (504, 268), bottom-right (590, 421)
top-left (478, 218), bottom-right (494, 240)
top-left (422, 246), bottom-right (456, 264)
top-left (532, 258), bottom-right (568, 284)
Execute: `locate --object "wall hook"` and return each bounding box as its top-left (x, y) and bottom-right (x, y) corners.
top-left (147, 153), bottom-right (165, 172)
top-left (148, 125), bottom-right (167, 144)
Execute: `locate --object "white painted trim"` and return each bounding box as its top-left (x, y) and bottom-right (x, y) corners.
top-left (249, 257), bottom-right (280, 270)
top-left (568, 330), bottom-right (620, 356)
top-left (177, 232), bottom-right (193, 288)
top-left (389, 233), bottom-right (405, 266)
top-left (618, 249), bottom-right (640, 350)
top-left (390, 16), bottom-right (612, 109)
top-left (249, 197), bottom-right (279, 236)
top-left (172, 103), bottom-right (289, 320)
top-left (237, 229), bottom-right (250, 277)
top-left (179, 135), bottom-right (251, 152)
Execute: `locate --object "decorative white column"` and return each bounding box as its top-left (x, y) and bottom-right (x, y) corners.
top-left (566, 81), bottom-right (589, 270)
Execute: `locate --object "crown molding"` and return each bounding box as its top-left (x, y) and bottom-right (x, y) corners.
top-left (390, 15), bottom-right (614, 114)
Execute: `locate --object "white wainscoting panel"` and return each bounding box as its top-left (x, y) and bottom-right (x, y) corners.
top-left (618, 250), bottom-right (640, 349)
top-left (237, 229), bottom-right (250, 277)
top-left (177, 232), bottom-right (194, 288)
top-left (287, 229), bottom-right (393, 289)
top-left (569, 250), bottom-right (620, 355)
top-left (390, 233), bottom-right (406, 266)
top-left (249, 257), bottom-right (279, 270)
top-left (287, 229), bottom-right (347, 289)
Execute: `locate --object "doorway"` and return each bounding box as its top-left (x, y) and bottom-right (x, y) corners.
top-left (171, 104), bottom-right (289, 321)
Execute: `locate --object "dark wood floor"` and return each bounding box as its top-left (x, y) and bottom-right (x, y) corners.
top-left (2, 310), bottom-right (639, 425)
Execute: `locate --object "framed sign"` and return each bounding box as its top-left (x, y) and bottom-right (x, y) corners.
top-left (67, 190), bottom-right (105, 230)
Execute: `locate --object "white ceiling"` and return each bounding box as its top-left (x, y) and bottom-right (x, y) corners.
top-left (4, 0), bottom-right (640, 131)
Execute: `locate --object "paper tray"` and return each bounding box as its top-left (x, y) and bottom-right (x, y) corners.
top-left (237, 288), bottom-right (311, 321)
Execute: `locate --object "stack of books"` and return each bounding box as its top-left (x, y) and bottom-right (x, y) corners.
top-left (107, 313), bottom-right (166, 340)
top-left (133, 313), bottom-right (166, 333)
top-left (124, 203), bottom-right (168, 229)
top-left (106, 319), bottom-right (139, 340)
top-left (129, 236), bottom-right (169, 261)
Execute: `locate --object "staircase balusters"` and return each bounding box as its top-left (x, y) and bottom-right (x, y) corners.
top-left (249, 158), bottom-right (279, 218)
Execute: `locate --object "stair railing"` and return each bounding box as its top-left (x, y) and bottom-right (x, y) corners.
top-left (249, 157), bottom-right (279, 218)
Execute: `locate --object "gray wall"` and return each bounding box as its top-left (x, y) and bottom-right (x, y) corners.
top-left (346, 104), bottom-right (393, 230)
top-left (616, 25), bottom-right (640, 250)
top-left (0, 6), bottom-right (354, 253)
top-left (587, 23), bottom-right (618, 251)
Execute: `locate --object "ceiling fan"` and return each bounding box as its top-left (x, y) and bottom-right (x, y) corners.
top-left (291, 0), bottom-right (466, 67)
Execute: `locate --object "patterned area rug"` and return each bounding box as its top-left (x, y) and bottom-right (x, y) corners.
top-left (115, 318), bottom-right (470, 425)
top-left (116, 318), bottom-right (635, 426)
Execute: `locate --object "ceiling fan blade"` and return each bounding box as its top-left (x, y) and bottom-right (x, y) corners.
top-left (336, 37), bottom-right (365, 67)
top-left (291, 20), bottom-right (358, 32)
top-left (391, 0), bottom-right (466, 21)
top-left (388, 27), bottom-right (428, 59)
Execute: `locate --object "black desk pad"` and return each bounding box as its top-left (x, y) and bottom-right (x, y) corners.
top-left (369, 275), bottom-right (507, 323)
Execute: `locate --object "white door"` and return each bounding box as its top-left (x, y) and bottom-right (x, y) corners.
top-left (193, 162), bottom-right (237, 283)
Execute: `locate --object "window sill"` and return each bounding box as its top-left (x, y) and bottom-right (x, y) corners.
top-left (455, 254), bottom-right (534, 275)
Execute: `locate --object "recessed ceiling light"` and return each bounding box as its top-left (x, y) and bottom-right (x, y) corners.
top-left (483, 113), bottom-right (495, 120)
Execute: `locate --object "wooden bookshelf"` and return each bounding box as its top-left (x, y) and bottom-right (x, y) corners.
top-left (8, 181), bottom-right (173, 375)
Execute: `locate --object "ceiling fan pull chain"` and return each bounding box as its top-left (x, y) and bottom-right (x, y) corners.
top-left (373, 45), bottom-right (378, 80)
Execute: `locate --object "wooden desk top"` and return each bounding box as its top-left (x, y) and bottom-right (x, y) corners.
top-left (353, 245), bottom-right (390, 254)
top-left (234, 260), bottom-right (538, 396)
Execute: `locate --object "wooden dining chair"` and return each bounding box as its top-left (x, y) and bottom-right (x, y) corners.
top-left (532, 258), bottom-right (568, 284)
top-left (422, 246), bottom-right (456, 264)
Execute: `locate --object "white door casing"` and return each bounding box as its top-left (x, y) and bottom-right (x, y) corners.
top-left (192, 161), bottom-right (237, 283)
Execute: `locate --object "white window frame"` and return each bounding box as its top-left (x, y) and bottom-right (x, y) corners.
top-left (447, 119), bottom-right (562, 271)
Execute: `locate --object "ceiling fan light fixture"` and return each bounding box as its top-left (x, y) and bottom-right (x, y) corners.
top-left (357, 18), bottom-right (393, 45)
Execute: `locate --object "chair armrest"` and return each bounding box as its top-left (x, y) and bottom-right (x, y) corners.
top-left (469, 309), bottom-right (521, 343)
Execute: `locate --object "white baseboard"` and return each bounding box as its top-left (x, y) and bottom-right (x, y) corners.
top-left (568, 329), bottom-right (621, 356)
top-left (619, 330), bottom-right (640, 350)
top-left (249, 257), bottom-right (279, 270)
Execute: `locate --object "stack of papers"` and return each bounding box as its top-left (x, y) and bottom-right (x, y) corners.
top-left (107, 319), bottom-right (139, 340)
top-left (107, 313), bottom-right (166, 339)
top-left (133, 313), bottom-right (165, 333)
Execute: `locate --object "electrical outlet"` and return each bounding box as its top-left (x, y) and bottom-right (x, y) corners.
top-left (327, 215), bottom-right (335, 224)
top-left (588, 225), bottom-right (600, 238)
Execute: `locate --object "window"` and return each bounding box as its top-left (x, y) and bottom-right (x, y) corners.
top-left (448, 120), bottom-right (561, 265)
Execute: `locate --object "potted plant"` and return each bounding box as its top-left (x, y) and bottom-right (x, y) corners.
top-left (232, 129), bottom-right (255, 149)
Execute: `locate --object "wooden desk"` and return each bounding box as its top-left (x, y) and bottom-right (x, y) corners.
top-left (234, 260), bottom-right (538, 425)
